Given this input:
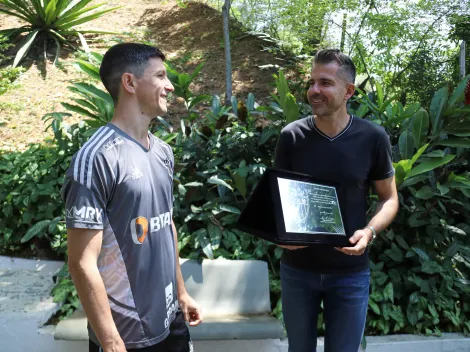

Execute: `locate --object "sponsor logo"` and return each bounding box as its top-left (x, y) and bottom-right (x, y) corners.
top-left (163, 282), bottom-right (178, 329)
top-left (165, 282), bottom-right (173, 308)
top-left (131, 166), bottom-right (143, 180)
top-left (66, 206), bottom-right (103, 224)
top-left (130, 217), bottom-right (149, 244)
top-left (129, 210), bottom-right (172, 245)
top-left (103, 137), bottom-right (124, 151)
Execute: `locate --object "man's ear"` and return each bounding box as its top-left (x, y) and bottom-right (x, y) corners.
top-left (121, 73), bottom-right (136, 95)
top-left (345, 82), bottom-right (355, 100)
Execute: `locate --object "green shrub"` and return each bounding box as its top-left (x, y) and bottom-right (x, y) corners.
top-left (0, 66), bottom-right (24, 95)
top-left (353, 75), bottom-right (470, 336)
top-left (0, 35), bottom-right (24, 95)
top-left (0, 142), bottom-right (73, 255)
top-left (0, 0), bottom-right (120, 67)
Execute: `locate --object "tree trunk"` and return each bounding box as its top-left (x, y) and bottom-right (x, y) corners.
top-left (222, 0), bottom-right (232, 106)
top-left (460, 40), bottom-right (466, 80)
top-left (340, 12), bottom-right (347, 52)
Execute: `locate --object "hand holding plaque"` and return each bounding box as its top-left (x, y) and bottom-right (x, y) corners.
top-left (236, 168), bottom-right (352, 247)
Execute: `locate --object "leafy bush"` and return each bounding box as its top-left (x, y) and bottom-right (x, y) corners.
top-left (0, 35), bottom-right (24, 95)
top-left (353, 75), bottom-right (470, 336)
top-left (0, 66), bottom-right (23, 95)
top-left (0, 141), bottom-right (74, 255)
top-left (0, 0), bottom-right (120, 67)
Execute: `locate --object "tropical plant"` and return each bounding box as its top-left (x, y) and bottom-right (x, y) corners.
top-left (0, 0), bottom-right (121, 67)
top-left (0, 35), bottom-right (24, 95)
top-left (351, 75), bottom-right (470, 337)
top-left (165, 61), bottom-right (211, 131)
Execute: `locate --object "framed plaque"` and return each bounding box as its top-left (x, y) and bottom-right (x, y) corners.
top-left (236, 168), bottom-right (352, 247)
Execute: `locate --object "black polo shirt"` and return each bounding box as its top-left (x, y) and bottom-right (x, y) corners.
top-left (273, 115), bottom-right (394, 274)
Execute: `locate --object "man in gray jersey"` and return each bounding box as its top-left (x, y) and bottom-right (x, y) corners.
top-left (62, 43), bottom-right (202, 352)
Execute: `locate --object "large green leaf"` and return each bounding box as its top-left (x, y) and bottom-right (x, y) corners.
top-left (208, 176), bottom-right (233, 191)
top-left (429, 87), bottom-right (448, 136)
top-left (76, 32), bottom-right (90, 53)
top-left (59, 0), bottom-right (93, 18)
top-left (187, 94), bottom-right (211, 111)
top-left (59, 7), bottom-right (122, 29)
top-left (246, 93), bottom-right (255, 112)
top-left (415, 186), bottom-right (434, 200)
top-left (2, 0), bottom-right (37, 21)
top-left (399, 130), bottom-right (414, 160)
top-left (12, 29), bottom-right (40, 67)
top-left (44, 0), bottom-right (57, 25)
top-left (74, 60), bottom-right (100, 80)
top-left (448, 75), bottom-right (470, 108)
top-left (231, 172), bottom-right (246, 197)
top-left (411, 108), bottom-right (429, 149)
top-left (71, 82), bottom-right (114, 106)
top-left (410, 144), bottom-right (429, 166)
top-left (194, 228), bottom-right (213, 259)
top-left (384, 282), bottom-right (394, 303)
top-left (437, 138), bottom-right (470, 148)
top-left (284, 92), bottom-right (300, 124)
top-left (189, 62), bottom-right (205, 82)
top-left (376, 80), bottom-right (384, 107)
top-left (61, 102), bottom-right (99, 119)
top-left (207, 223), bottom-right (222, 250)
top-left (55, 2), bottom-right (106, 26)
top-left (21, 219), bottom-right (50, 243)
top-left (369, 301), bottom-right (381, 315)
top-left (443, 122), bottom-right (470, 137)
top-left (276, 70), bottom-right (289, 107)
top-left (406, 154), bottom-right (455, 179)
top-left (0, 7), bottom-right (32, 23)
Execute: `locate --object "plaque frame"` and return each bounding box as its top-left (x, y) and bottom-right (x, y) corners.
top-left (236, 168), bottom-right (353, 247)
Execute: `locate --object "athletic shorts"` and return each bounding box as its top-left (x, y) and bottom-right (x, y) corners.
top-left (89, 311), bottom-right (193, 352)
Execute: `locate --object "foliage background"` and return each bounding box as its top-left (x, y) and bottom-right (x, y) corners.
top-left (0, 0), bottom-right (470, 339)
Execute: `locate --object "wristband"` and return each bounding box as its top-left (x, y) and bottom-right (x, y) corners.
top-left (366, 225), bottom-right (377, 242)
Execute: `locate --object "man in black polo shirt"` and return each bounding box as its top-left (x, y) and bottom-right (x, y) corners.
top-left (274, 49), bottom-right (399, 352)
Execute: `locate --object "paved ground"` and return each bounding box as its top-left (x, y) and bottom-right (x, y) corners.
top-left (1, 256), bottom-right (470, 352)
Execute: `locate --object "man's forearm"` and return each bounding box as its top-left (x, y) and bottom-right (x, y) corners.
top-left (367, 197), bottom-right (399, 236)
top-left (69, 262), bottom-right (121, 349)
top-left (172, 221), bottom-right (187, 297)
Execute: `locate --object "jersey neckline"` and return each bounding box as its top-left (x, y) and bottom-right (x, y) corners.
top-left (106, 123), bottom-right (154, 152)
top-left (309, 114), bottom-right (354, 142)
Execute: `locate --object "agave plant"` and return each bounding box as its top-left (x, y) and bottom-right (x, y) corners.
top-left (0, 0), bottom-right (121, 67)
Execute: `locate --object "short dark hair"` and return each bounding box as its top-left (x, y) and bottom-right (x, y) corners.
top-left (314, 49), bottom-right (356, 84)
top-left (99, 43), bottom-right (166, 104)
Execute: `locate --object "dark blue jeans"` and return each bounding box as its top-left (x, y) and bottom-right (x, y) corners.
top-left (281, 263), bottom-right (370, 352)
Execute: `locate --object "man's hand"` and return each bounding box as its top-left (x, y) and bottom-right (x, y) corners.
top-left (103, 336), bottom-right (127, 352)
top-left (335, 228), bottom-right (372, 256)
top-left (178, 292), bottom-right (203, 326)
top-left (278, 245), bottom-right (308, 250)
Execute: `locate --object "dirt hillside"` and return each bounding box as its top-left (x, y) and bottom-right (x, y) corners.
top-left (0, 0), bottom-right (302, 151)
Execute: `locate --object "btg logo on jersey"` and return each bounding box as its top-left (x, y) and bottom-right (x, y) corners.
top-left (129, 211), bottom-right (172, 244)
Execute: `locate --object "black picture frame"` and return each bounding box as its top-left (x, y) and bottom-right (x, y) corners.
top-left (236, 168), bottom-right (353, 247)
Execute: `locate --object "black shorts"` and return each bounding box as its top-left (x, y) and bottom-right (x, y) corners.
top-left (89, 311), bottom-right (193, 352)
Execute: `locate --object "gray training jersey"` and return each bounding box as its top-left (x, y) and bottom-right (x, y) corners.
top-left (61, 123), bottom-right (178, 349)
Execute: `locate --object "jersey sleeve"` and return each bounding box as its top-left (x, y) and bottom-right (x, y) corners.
top-left (273, 129), bottom-right (292, 171)
top-left (61, 151), bottom-right (114, 230)
top-left (369, 127), bottom-right (395, 181)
